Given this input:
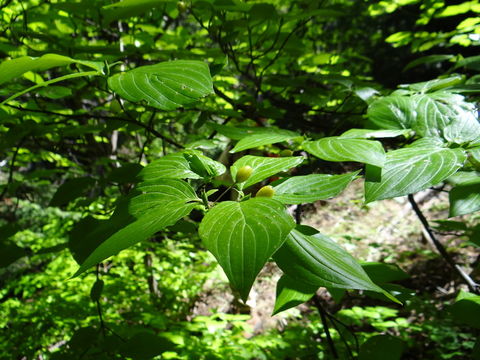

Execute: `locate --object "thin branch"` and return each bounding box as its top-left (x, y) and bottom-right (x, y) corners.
top-left (295, 204), bottom-right (303, 224)
top-left (326, 312), bottom-right (358, 359)
top-left (252, 18), bottom-right (284, 61)
top-left (259, 17), bottom-right (312, 79)
top-left (0, 0), bottom-right (14, 10)
top-left (212, 87), bottom-right (264, 127)
top-left (0, 140), bottom-right (23, 201)
top-left (5, 104), bottom-right (184, 149)
top-left (95, 265), bottom-right (106, 336)
top-left (408, 194), bottom-right (479, 293)
top-left (313, 295), bottom-right (339, 359)
top-left (213, 86), bottom-right (237, 108)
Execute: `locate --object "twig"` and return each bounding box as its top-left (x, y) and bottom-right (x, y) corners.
top-left (313, 295), bottom-right (339, 359)
top-left (0, 140), bottom-right (23, 201)
top-left (326, 312), bottom-right (358, 359)
top-left (408, 194), bottom-right (479, 293)
top-left (5, 104), bottom-right (184, 149)
top-left (295, 204), bottom-right (303, 224)
top-left (95, 265), bottom-right (105, 336)
top-left (258, 17), bottom-right (312, 79)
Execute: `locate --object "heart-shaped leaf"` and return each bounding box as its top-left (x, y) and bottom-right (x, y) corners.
top-left (365, 145), bottom-right (466, 203)
top-left (72, 179), bottom-right (199, 277)
top-left (108, 60), bottom-right (213, 110)
top-left (304, 137), bottom-right (386, 167)
top-left (230, 155), bottom-right (304, 189)
top-left (199, 198), bottom-right (295, 300)
top-left (272, 171), bottom-right (359, 204)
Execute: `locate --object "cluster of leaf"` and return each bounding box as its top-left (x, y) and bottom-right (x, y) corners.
top-left (1, 0), bottom-right (480, 359)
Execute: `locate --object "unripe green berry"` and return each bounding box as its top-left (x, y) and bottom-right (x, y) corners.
top-left (256, 185), bottom-right (275, 198)
top-left (280, 149), bottom-right (293, 157)
top-left (235, 165), bottom-right (253, 183)
top-left (177, 1), bottom-right (187, 12)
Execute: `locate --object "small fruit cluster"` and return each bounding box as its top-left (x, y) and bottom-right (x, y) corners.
top-left (235, 166), bottom-right (275, 198)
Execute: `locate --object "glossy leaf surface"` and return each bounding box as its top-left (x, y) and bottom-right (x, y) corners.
top-left (368, 92), bottom-right (480, 144)
top-left (272, 172), bottom-right (359, 204)
top-left (274, 226), bottom-right (386, 294)
top-left (304, 137), bottom-right (386, 167)
top-left (199, 198), bottom-right (295, 301)
top-left (138, 151), bottom-right (225, 181)
top-left (365, 146), bottom-right (466, 203)
top-left (340, 128), bottom-right (410, 139)
top-left (108, 60), bottom-right (213, 110)
top-left (231, 129), bottom-right (300, 153)
top-left (0, 54), bottom-right (102, 85)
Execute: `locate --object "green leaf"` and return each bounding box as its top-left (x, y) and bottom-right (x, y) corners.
top-left (37, 86), bottom-right (73, 99)
top-left (359, 335), bottom-right (405, 360)
top-left (230, 129), bottom-right (300, 153)
top-left (107, 163), bottom-right (144, 184)
top-left (90, 280), bottom-right (104, 302)
top-left (449, 176), bottom-right (480, 217)
top-left (365, 164), bottom-right (382, 182)
top-left (354, 87), bottom-right (379, 104)
top-left (138, 153), bottom-right (201, 181)
top-left (303, 137), bottom-right (386, 167)
top-left (138, 151), bottom-right (224, 181)
top-left (468, 148), bottom-right (480, 169)
top-left (199, 198), bottom-right (295, 301)
top-left (104, 0), bottom-right (171, 8)
top-left (208, 124), bottom-right (255, 140)
top-left (272, 171), bottom-right (359, 204)
top-left (367, 95), bottom-right (416, 130)
top-left (368, 92), bottom-right (480, 144)
top-left (361, 262), bottom-right (409, 284)
top-left (230, 155), bottom-right (304, 190)
top-left (403, 54), bottom-right (455, 72)
top-left (210, 123), bottom-right (297, 142)
top-left (119, 331), bottom-right (175, 360)
top-left (183, 150), bottom-right (226, 178)
top-left (108, 60), bottom-right (213, 111)
top-left (365, 146), bottom-right (466, 203)
top-left (273, 275), bottom-right (317, 315)
top-left (339, 128), bottom-right (411, 139)
top-left (0, 241), bottom-right (27, 268)
top-left (0, 54), bottom-right (102, 85)
top-left (454, 55), bottom-right (480, 71)
top-left (1, 71), bottom-right (100, 106)
top-left (401, 75), bottom-right (464, 93)
top-left (102, 0), bottom-right (174, 23)
top-left (273, 226), bottom-right (388, 295)
top-left (450, 291), bottom-right (480, 329)
top-left (67, 327), bottom-right (98, 352)
top-left (72, 179), bottom-right (199, 277)
top-left (49, 177), bottom-right (96, 207)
